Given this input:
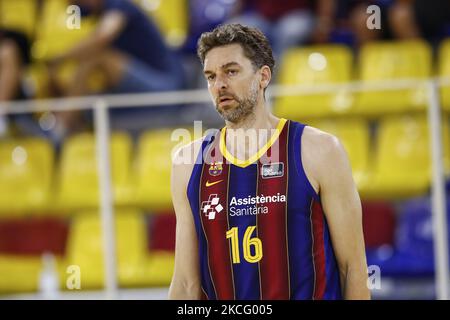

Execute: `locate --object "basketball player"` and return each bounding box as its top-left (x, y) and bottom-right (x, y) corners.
top-left (169, 24), bottom-right (370, 300)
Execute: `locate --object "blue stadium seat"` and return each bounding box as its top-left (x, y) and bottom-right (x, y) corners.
top-left (366, 196), bottom-right (450, 278)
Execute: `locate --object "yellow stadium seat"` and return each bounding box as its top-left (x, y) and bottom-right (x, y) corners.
top-left (28, 0), bottom-right (104, 97)
top-left (143, 251), bottom-right (175, 286)
top-left (0, 0), bottom-right (37, 38)
top-left (305, 118), bottom-right (370, 190)
top-left (135, 0), bottom-right (188, 47)
top-left (0, 137), bottom-right (54, 215)
top-left (134, 128), bottom-right (193, 211)
top-left (0, 254), bottom-right (66, 295)
top-left (361, 115), bottom-right (450, 199)
top-left (438, 38), bottom-right (450, 112)
top-left (274, 45), bottom-right (355, 119)
top-left (62, 209), bottom-right (156, 289)
top-left (32, 0), bottom-right (97, 60)
top-left (0, 255), bottom-right (43, 294)
top-left (355, 40), bottom-right (432, 116)
top-left (57, 132), bottom-right (134, 210)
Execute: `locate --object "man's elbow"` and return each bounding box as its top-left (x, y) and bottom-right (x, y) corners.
top-left (168, 279), bottom-right (202, 300)
top-left (341, 262), bottom-right (371, 300)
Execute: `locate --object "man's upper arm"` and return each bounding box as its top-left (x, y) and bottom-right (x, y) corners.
top-left (169, 141), bottom-right (202, 299)
top-left (58, 10), bottom-right (126, 61)
top-left (303, 127), bottom-right (369, 298)
top-left (317, 135), bottom-right (366, 269)
top-left (94, 10), bottom-right (127, 45)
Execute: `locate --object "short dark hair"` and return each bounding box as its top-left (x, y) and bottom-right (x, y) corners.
top-left (197, 23), bottom-right (275, 74)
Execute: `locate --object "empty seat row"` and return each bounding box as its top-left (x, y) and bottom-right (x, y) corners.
top-left (0, 127), bottom-right (193, 215)
top-left (1, 115), bottom-right (449, 216)
top-left (275, 39), bottom-right (450, 119)
top-left (305, 115), bottom-right (450, 199)
top-left (0, 210), bottom-right (176, 294)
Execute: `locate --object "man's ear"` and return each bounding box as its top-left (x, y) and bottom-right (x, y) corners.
top-left (260, 65), bottom-right (271, 89)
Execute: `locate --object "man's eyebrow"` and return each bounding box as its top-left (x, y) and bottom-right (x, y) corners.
top-left (221, 61), bottom-right (241, 69)
top-left (204, 61), bottom-right (242, 75)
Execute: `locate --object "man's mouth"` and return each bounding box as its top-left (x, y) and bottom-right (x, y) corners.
top-left (218, 96), bottom-right (235, 107)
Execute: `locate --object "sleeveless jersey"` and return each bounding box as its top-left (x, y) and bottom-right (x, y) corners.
top-left (186, 118), bottom-right (342, 300)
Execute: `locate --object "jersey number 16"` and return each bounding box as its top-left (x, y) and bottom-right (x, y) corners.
top-left (226, 226), bottom-right (263, 264)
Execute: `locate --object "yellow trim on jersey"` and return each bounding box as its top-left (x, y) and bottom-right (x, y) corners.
top-left (220, 118), bottom-right (287, 168)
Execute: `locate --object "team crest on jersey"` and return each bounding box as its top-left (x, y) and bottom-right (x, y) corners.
top-left (209, 162), bottom-right (223, 176)
top-left (261, 162), bottom-right (284, 179)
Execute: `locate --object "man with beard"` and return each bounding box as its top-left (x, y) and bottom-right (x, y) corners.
top-left (169, 24), bottom-right (370, 300)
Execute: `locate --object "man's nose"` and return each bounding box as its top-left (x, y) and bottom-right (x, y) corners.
top-left (214, 74), bottom-right (228, 90)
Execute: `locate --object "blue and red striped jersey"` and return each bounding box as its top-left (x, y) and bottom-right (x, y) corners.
top-left (187, 118), bottom-right (342, 300)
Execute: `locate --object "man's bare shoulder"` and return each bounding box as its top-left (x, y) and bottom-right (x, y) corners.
top-left (172, 137), bottom-right (205, 169)
top-left (171, 137), bottom-right (205, 196)
top-left (302, 125), bottom-right (343, 157)
top-left (301, 125), bottom-right (350, 181)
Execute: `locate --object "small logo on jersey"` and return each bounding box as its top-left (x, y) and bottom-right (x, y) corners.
top-left (201, 194), bottom-right (223, 220)
top-left (261, 162), bottom-right (284, 179)
top-left (205, 180), bottom-right (223, 187)
top-left (209, 162), bottom-right (223, 176)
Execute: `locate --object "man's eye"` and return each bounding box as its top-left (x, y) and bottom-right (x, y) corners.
top-left (207, 75), bottom-right (215, 81)
top-left (228, 70), bottom-right (238, 76)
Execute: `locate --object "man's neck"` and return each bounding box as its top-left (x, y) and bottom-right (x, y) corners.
top-left (224, 102), bottom-right (278, 131)
top-left (223, 103), bottom-right (281, 161)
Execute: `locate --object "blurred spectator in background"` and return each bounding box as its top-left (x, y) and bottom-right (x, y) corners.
top-left (0, 29), bottom-right (29, 102)
top-left (46, 0), bottom-right (185, 135)
top-left (315, 0), bottom-right (450, 48)
top-left (312, 0), bottom-right (335, 44)
top-left (0, 28), bottom-right (31, 136)
top-left (312, 0), bottom-right (394, 47)
top-left (226, 0), bottom-right (316, 58)
top-left (388, 0), bottom-right (450, 44)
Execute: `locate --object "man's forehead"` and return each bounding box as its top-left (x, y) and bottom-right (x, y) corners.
top-left (203, 44), bottom-right (249, 70)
